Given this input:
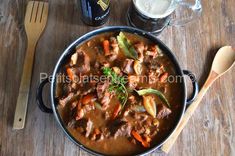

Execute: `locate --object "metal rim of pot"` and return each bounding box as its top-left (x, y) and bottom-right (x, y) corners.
top-left (36, 26), bottom-right (199, 156)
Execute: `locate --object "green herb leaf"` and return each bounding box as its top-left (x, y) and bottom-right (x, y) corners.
top-left (117, 32), bottom-right (138, 60)
top-left (136, 88), bottom-right (171, 108)
top-left (102, 67), bottom-right (128, 108)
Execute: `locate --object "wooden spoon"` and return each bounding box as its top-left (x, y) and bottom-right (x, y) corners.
top-left (161, 46), bottom-right (235, 153)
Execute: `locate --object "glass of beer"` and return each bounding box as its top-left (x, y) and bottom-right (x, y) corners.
top-left (127, 0), bottom-right (202, 35)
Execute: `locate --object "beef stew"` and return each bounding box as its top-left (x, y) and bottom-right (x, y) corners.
top-left (55, 32), bottom-right (184, 155)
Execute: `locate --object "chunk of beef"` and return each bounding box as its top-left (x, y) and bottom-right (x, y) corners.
top-left (122, 59), bottom-right (134, 74)
top-left (157, 104), bottom-right (172, 119)
top-left (147, 63), bottom-right (165, 84)
top-left (90, 133), bottom-right (97, 141)
top-left (94, 61), bottom-right (101, 69)
top-left (71, 82), bottom-right (78, 90)
top-left (123, 108), bottom-right (131, 117)
top-left (143, 118), bottom-right (153, 127)
top-left (85, 119), bottom-right (93, 137)
top-left (90, 128), bottom-right (104, 141)
top-left (76, 118), bottom-right (93, 137)
top-left (134, 42), bottom-right (145, 62)
top-left (148, 70), bottom-right (158, 84)
top-left (145, 45), bottom-right (159, 59)
top-left (101, 127), bottom-right (111, 138)
top-left (107, 54), bottom-right (118, 62)
top-left (96, 80), bottom-right (110, 99)
top-left (114, 123), bottom-right (132, 138)
top-left (96, 134), bottom-right (104, 141)
top-left (55, 77), bottom-right (64, 98)
top-left (75, 49), bottom-right (90, 73)
top-left (103, 61), bottom-right (110, 67)
top-left (83, 104), bottom-right (95, 112)
top-left (128, 75), bottom-right (140, 89)
top-left (104, 37), bottom-right (119, 62)
top-left (134, 123), bottom-right (145, 135)
top-left (75, 95), bottom-right (95, 121)
top-left (104, 111), bottom-right (110, 120)
top-left (131, 104), bottom-right (146, 113)
top-left (110, 37), bottom-right (119, 54)
top-left (71, 101), bottom-right (77, 110)
top-left (59, 93), bottom-right (75, 107)
top-left (149, 60), bottom-right (164, 72)
top-left (128, 95), bottom-right (137, 104)
top-left (96, 80), bottom-right (113, 110)
top-left (130, 138), bottom-right (137, 145)
top-left (70, 52), bottom-right (78, 65)
top-left (110, 120), bottom-right (132, 138)
top-left (102, 92), bottom-right (113, 110)
top-left (82, 87), bottom-right (96, 96)
top-left (94, 46), bottom-right (103, 54)
top-left (134, 113), bottom-right (148, 122)
top-left (87, 41), bottom-right (92, 47)
top-left (76, 108), bottom-right (84, 120)
top-left (134, 42), bottom-right (145, 54)
top-left (67, 119), bottom-right (76, 128)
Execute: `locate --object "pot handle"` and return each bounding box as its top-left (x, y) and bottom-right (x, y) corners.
top-left (183, 70), bottom-right (199, 105)
top-left (36, 78), bottom-right (53, 113)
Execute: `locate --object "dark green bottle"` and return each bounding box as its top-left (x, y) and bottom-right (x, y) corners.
top-left (79, 0), bottom-right (110, 26)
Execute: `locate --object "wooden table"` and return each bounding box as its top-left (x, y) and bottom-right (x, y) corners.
top-left (0, 0), bottom-right (234, 156)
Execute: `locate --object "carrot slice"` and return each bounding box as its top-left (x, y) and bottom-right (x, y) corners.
top-left (112, 103), bottom-right (122, 120)
top-left (131, 130), bottom-right (142, 142)
top-left (82, 94), bottom-right (96, 105)
top-left (141, 140), bottom-right (150, 148)
top-left (66, 68), bottom-right (74, 81)
top-left (94, 128), bottom-right (101, 135)
top-left (131, 130), bottom-right (150, 148)
top-left (159, 72), bottom-right (168, 82)
top-left (103, 40), bottom-right (110, 56)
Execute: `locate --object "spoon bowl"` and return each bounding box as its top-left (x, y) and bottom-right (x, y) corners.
top-left (212, 46), bottom-right (235, 75)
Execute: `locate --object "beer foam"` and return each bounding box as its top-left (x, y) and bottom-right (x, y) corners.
top-left (134, 0), bottom-right (174, 18)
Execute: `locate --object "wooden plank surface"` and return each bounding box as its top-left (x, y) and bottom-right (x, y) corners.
top-left (0, 0), bottom-right (234, 156)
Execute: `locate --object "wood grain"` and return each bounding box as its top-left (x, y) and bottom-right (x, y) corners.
top-left (0, 0), bottom-right (234, 156)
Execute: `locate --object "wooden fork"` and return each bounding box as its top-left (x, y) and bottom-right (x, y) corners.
top-left (13, 1), bottom-right (49, 130)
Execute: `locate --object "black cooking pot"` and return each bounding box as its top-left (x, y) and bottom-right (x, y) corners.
top-left (36, 26), bottom-right (198, 156)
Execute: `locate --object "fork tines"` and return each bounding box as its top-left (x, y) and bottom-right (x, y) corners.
top-left (25, 1), bottom-right (48, 23)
